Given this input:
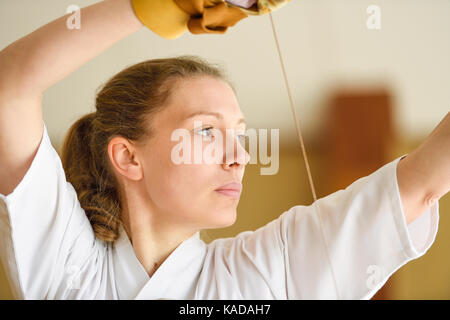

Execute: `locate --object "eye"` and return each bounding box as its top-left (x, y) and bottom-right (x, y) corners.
top-left (197, 126), bottom-right (214, 139)
top-left (196, 128), bottom-right (248, 147)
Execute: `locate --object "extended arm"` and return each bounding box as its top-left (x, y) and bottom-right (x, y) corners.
top-left (397, 112), bottom-right (450, 224)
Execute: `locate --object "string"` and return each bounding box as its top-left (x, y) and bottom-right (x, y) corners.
top-left (268, 12), bottom-right (341, 299)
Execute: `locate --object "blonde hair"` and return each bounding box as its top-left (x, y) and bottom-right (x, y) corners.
top-left (61, 56), bottom-right (231, 244)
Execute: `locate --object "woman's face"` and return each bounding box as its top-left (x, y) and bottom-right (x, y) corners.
top-left (136, 76), bottom-right (250, 231)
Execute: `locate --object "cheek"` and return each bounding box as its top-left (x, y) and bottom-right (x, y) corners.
top-left (145, 154), bottom-right (214, 211)
top-left (167, 164), bottom-right (213, 203)
top-left (151, 138), bottom-right (212, 199)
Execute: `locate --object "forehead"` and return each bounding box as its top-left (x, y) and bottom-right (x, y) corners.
top-left (165, 76), bottom-right (245, 123)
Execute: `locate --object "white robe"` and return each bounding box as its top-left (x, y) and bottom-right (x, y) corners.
top-left (0, 121), bottom-right (439, 299)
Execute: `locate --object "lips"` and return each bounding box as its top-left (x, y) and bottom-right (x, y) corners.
top-left (215, 182), bottom-right (242, 198)
top-left (215, 182), bottom-right (242, 192)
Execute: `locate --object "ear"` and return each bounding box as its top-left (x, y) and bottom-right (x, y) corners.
top-left (107, 136), bottom-right (143, 181)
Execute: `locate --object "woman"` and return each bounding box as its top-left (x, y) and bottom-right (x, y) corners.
top-left (0, 0), bottom-right (448, 299)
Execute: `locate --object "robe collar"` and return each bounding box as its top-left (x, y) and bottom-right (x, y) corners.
top-left (113, 223), bottom-right (206, 300)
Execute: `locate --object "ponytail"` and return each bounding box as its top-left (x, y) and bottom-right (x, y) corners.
top-left (61, 112), bottom-right (121, 243)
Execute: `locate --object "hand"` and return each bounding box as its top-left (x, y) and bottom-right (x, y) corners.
top-left (229, 0), bottom-right (292, 15)
top-left (226, 0), bottom-right (257, 9)
top-left (397, 112), bottom-right (450, 224)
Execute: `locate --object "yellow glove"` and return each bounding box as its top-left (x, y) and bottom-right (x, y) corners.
top-left (131, 0), bottom-right (191, 39)
top-left (131, 0), bottom-right (291, 39)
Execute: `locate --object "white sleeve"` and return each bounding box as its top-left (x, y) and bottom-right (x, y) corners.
top-left (0, 121), bottom-right (105, 299)
top-left (208, 155), bottom-right (439, 299)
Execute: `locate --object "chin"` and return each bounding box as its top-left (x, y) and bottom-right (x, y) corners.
top-left (206, 209), bottom-right (237, 229)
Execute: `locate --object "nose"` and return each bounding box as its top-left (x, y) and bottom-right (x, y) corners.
top-left (222, 131), bottom-right (250, 169)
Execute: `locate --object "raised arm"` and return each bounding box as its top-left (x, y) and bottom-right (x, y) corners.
top-left (0, 0), bottom-right (143, 196)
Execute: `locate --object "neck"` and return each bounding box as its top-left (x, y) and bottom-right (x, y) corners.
top-left (120, 183), bottom-right (197, 277)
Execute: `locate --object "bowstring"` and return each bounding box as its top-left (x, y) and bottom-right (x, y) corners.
top-left (268, 12), bottom-right (341, 299)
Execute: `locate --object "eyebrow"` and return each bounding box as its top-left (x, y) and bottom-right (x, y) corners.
top-left (183, 110), bottom-right (246, 125)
